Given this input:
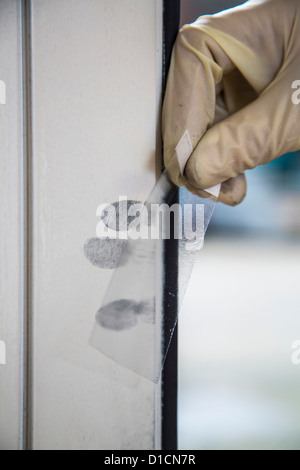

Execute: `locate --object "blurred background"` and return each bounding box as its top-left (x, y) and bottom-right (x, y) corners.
top-left (178, 0), bottom-right (300, 450)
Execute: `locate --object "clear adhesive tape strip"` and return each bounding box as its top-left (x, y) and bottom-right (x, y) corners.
top-left (89, 131), bottom-right (221, 382)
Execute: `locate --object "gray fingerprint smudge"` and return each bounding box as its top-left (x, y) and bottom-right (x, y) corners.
top-left (101, 200), bottom-right (144, 232)
top-left (96, 299), bottom-right (139, 331)
top-left (137, 298), bottom-right (155, 324)
top-left (83, 237), bottom-right (127, 269)
top-left (96, 297), bottom-right (155, 331)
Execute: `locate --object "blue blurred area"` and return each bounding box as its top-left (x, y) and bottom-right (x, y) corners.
top-left (180, 0), bottom-right (250, 25)
top-left (270, 151), bottom-right (300, 176)
top-left (210, 151), bottom-right (300, 237)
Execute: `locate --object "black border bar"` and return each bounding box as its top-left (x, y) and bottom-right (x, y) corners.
top-left (161, 0), bottom-right (180, 452)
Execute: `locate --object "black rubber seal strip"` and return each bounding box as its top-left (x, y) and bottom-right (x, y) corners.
top-left (161, 0), bottom-right (180, 452)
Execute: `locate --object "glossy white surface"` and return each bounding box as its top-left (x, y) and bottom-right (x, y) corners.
top-left (30, 0), bottom-right (162, 450)
top-left (0, 0), bottom-right (163, 450)
top-left (0, 0), bottom-right (22, 450)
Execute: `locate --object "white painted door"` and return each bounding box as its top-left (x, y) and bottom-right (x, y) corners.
top-left (0, 0), bottom-right (23, 451)
top-left (0, 0), bottom-right (163, 450)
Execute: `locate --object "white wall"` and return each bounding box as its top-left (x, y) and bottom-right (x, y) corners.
top-left (0, 0), bottom-right (22, 450)
top-left (0, 0), bottom-right (163, 450)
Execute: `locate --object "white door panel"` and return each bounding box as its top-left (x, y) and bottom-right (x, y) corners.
top-left (0, 0), bottom-right (22, 450)
top-left (1, 0), bottom-right (163, 450)
top-left (30, 0), bottom-right (162, 450)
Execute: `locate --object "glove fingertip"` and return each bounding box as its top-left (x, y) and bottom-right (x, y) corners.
top-left (218, 174), bottom-right (247, 206)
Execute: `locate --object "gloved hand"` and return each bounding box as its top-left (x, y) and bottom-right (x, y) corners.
top-left (162, 0), bottom-right (300, 205)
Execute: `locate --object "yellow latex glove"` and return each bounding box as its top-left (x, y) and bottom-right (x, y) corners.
top-left (162, 0), bottom-right (300, 205)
